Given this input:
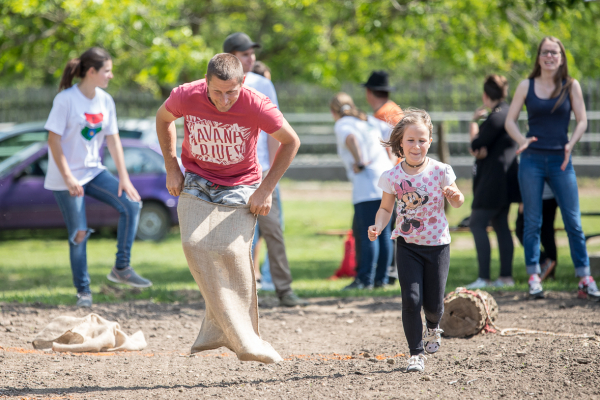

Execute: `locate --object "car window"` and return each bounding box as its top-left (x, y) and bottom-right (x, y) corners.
top-left (0, 131), bottom-right (48, 162)
top-left (21, 154), bottom-right (49, 177)
top-left (0, 142), bottom-right (46, 178)
top-left (104, 147), bottom-right (166, 175)
top-left (118, 130), bottom-right (143, 139)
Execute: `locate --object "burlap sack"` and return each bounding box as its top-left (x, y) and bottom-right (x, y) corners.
top-left (32, 313), bottom-right (146, 352)
top-left (178, 193), bottom-right (283, 363)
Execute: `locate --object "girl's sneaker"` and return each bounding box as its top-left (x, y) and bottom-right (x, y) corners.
top-left (528, 275), bottom-right (544, 299)
top-left (406, 354), bottom-right (426, 372)
top-left (578, 276), bottom-right (600, 301)
top-left (423, 326), bottom-right (443, 354)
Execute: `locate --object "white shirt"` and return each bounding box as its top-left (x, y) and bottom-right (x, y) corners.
top-left (243, 71), bottom-right (279, 171)
top-left (44, 85), bottom-right (118, 190)
top-left (334, 115), bottom-right (393, 204)
top-left (378, 158), bottom-right (456, 245)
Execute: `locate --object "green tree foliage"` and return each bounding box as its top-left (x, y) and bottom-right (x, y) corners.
top-left (1, 0), bottom-right (598, 96)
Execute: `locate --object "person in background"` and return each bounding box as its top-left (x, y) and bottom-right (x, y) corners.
top-left (252, 61), bottom-right (271, 81)
top-left (251, 59), bottom-right (275, 292)
top-left (330, 93), bottom-right (394, 290)
top-left (505, 36), bottom-right (599, 300)
top-left (363, 70), bottom-right (404, 285)
top-left (45, 47), bottom-right (152, 308)
top-left (363, 70), bottom-right (404, 130)
top-left (515, 183), bottom-right (558, 280)
top-left (465, 75), bottom-right (520, 289)
top-left (225, 32), bottom-right (307, 307)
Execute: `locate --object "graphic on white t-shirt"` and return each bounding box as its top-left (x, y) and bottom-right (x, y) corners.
top-left (394, 180), bottom-right (437, 235)
top-left (185, 115), bottom-right (252, 165)
top-left (81, 113), bottom-right (103, 141)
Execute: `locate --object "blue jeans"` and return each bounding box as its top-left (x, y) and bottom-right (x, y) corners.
top-left (518, 151), bottom-right (589, 277)
top-left (53, 170), bottom-right (142, 293)
top-left (354, 199), bottom-right (393, 286)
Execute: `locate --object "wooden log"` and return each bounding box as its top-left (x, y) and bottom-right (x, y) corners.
top-left (440, 289), bottom-right (498, 338)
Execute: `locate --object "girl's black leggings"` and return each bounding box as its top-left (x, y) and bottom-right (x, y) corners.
top-left (396, 237), bottom-right (450, 356)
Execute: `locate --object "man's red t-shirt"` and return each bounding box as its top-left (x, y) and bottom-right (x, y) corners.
top-left (165, 79), bottom-right (283, 186)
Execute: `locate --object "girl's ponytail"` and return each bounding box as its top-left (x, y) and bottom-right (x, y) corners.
top-left (57, 47), bottom-right (112, 92)
top-left (329, 92), bottom-right (368, 122)
top-left (59, 58), bottom-right (82, 91)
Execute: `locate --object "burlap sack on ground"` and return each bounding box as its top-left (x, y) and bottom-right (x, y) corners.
top-left (178, 193), bottom-right (283, 363)
top-left (32, 313), bottom-right (146, 352)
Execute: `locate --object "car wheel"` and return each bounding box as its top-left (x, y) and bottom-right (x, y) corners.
top-left (136, 202), bottom-right (170, 241)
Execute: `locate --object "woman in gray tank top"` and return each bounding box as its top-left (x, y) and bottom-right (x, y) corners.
top-left (504, 36), bottom-right (598, 301)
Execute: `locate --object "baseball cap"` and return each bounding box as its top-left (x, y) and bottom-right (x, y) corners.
top-left (223, 32), bottom-right (261, 53)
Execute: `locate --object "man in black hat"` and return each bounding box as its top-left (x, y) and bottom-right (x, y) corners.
top-left (224, 32), bottom-right (308, 308)
top-left (362, 71), bottom-right (403, 286)
top-left (363, 71), bottom-right (404, 128)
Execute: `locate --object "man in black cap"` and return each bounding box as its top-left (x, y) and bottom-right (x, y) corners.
top-left (363, 71), bottom-right (404, 128)
top-left (224, 32), bottom-right (308, 308)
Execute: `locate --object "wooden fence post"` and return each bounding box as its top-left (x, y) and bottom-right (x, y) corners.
top-left (437, 122), bottom-right (450, 212)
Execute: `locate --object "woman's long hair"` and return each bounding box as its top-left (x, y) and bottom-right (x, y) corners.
top-left (329, 92), bottom-right (368, 121)
top-left (528, 36), bottom-right (573, 112)
top-left (59, 47), bottom-right (111, 91)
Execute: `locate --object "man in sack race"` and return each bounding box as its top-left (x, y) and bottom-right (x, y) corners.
top-left (155, 53), bottom-right (300, 363)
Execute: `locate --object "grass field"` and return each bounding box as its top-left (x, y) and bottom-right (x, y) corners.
top-left (1, 179), bottom-right (599, 305)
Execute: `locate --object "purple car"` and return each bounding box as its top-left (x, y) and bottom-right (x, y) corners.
top-left (0, 138), bottom-right (180, 241)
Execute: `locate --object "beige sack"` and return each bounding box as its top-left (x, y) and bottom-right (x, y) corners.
top-left (178, 193), bottom-right (282, 364)
top-left (32, 313), bottom-right (146, 352)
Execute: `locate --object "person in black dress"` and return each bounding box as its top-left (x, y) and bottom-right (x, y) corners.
top-left (466, 75), bottom-right (521, 289)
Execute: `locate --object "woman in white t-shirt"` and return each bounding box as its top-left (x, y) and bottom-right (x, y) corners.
top-left (330, 92), bottom-right (394, 290)
top-left (45, 47), bottom-right (152, 307)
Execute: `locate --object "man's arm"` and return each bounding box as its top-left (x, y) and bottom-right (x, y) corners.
top-left (155, 102), bottom-right (183, 196)
top-left (248, 118), bottom-right (300, 216)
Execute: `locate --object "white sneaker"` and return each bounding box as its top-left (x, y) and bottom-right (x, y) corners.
top-left (406, 354), bottom-right (426, 372)
top-left (528, 275), bottom-right (544, 299)
top-left (492, 277), bottom-right (515, 288)
top-left (465, 277), bottom-right (491, 289)
top-left (423, 326), bottom-right (443, 354)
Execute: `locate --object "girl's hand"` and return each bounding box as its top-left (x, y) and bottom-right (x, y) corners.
top-left (561, 142), bottom-right (573, 171)
top-left (367, 225), bottom-right (380, 241)
top-left (118, 178), bottom-right (141, 202)
top-left (442, 186), bottom-right (461, 202)
top-left (516, 137), bottom-right (537, 154)
top-left (66, 175), bottom-right (84, 197)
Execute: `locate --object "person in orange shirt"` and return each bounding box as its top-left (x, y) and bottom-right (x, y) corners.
top-left (363, 70), bottom-right (404, 127)
top-left (359, 71), bottom-right (405, 286)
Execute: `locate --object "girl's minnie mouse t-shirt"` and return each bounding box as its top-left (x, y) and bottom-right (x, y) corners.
top-left (378, 158), bottom-right (456, 245)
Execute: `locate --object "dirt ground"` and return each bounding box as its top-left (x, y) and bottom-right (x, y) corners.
top-left (1, 292), bottom-right (600, 400)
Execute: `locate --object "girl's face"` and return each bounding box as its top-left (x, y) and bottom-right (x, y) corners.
top-left (538, 40), bottom-right (563, 74)
top-left (86, 60), bottom-right (113, 89)
top-left (401, 124), bottom-right (432, 165)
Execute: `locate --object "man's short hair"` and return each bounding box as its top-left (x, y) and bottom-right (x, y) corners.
top-left (369, 88), bottom-right (389, 99)
top-left (206, 53), bottom-right (244, 84)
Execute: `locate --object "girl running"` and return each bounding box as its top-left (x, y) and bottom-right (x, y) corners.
top-left (368, 109), bottom-right (464, 372)
top-left (45, 47), bottom-right (152, 307)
